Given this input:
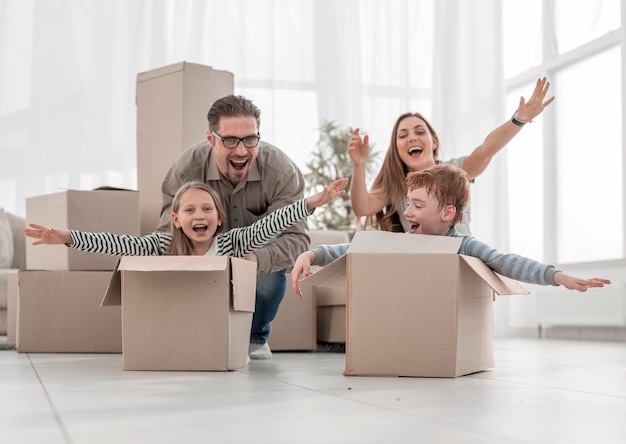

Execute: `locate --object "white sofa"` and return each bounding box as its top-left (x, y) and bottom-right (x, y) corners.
top-left (0, 209), bottom-right (25, 335)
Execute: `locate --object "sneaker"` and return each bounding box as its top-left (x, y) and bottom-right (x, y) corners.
top-left (249, 342), bottom-right (272, 360)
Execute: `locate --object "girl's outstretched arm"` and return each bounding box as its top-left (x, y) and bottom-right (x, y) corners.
top-left (305, 178), bottom-right (348, 212)
top-left (25, 223), bottom-right (72, 246)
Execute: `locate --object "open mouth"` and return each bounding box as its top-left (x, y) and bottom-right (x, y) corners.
top-left (193, 224), bottom-right (208, 234)
top-left (408, 147), bottom-right (423, 157)
top-left (230, 158), bottom-right (249, 171)
top-left (408, 221), bottom-right (420, 232)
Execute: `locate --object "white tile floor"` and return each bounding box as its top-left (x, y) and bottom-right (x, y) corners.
top-left (1, 338), bottom-right (626, 444)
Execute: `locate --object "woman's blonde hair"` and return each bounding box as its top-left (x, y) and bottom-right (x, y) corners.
top-left (369, 112), bottom-right (441, 231)
top-left (166, 181), bottom-right (227, 255)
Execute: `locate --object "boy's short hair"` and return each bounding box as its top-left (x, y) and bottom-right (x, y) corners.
top-left (405, 164), bottom-right (470, 226)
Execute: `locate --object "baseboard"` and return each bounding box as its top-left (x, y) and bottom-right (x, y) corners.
top-left (507, 325), bottom-right (626, 342)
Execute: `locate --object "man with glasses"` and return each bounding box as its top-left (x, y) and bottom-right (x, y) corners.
top-left (157, 95), bottom-right (309, 360)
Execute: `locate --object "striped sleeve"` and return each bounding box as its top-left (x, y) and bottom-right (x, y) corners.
top-left (68, 230), bottom-right (171, 256)
top-left (216, 198), bottom-right (311, 257)
top-left (459, 236), bottom-right (558, 286)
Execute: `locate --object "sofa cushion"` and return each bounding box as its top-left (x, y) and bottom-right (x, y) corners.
top-left (7, 212), bottom-right (26, 269)
top-left (0, 209), bottom-right (13, 268)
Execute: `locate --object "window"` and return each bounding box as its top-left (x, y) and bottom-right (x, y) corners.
top-left (503, 0), bottom-right (623, 264)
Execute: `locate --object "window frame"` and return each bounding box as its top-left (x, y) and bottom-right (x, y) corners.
top-left (504, 0), bottom-right (626, 265)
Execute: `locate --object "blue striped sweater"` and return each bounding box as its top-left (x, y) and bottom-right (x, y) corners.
top-left (68, 198), bottom-right (312, 257)
top-left (311, 229), bottom-right (559, 286)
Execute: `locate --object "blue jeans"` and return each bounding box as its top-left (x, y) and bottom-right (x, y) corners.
top-left (250, 269), bottom-right (286, 344)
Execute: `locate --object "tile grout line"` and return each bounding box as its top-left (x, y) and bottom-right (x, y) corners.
top-left (27, 354), bottom-right (75, 444)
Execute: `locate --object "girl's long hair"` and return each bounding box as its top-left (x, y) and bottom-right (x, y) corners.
top-left (166, 181), bottom-right (227, 255)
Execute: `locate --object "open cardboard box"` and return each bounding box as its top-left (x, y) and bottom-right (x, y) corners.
top-left (302, 231), bottom-right (528, 377)
top-left (102, 255), bottom-right (256, 371)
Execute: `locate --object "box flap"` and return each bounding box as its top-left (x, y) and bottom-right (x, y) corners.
top-left (101, 256), bottom-right (231, 307)
top-left (101, 257), bottom-right (123, 306)
top-left (460, 255), bottom-right (529, 296)
top-left (300, 255), bottom-right (347, 287)
top-left (117, 255), bottom-right (229, 272)
top-left (231, 257), bottom-right (257, 312)
top-left (92, 186), bottom-right (137, 192)
top-left (348, 231), bottom-right (462, 254)
top-left (101, 269), bottom-right (122, 306)
top-left (137, 61), bottom-right (210, 82)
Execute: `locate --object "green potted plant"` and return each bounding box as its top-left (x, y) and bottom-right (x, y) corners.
top-left (304, 120), bottom-right (379, 237)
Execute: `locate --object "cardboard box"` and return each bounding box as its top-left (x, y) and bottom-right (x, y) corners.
top-left (136, 61), bottom-right (234, 235)
top-left (16, 271), bottom-right (122, 353)
top-left (102, 255), bottom-right (256, 371)
top-left (26, 189), bottom-right (139, 271)
top-left (300, 257), bottom-right (346, 343)
top-left (303, 231), bottom-right (527, 377)
top-left (269, 230), bottom-right (350, 351)
top-left (268, 274), bottom-right (317, 351)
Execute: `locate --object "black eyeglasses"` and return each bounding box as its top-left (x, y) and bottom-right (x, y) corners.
top-left (211, 130), bottom-right (260, 149)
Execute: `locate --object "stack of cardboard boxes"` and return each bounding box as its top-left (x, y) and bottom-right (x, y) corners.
top-left (269, 229), bottom-right (350, 351)
top-left (16, 189), bottom-right (138, 353)
top-left (135, 61), bottom-right (234, 235)
top-left (11, 62), bottom-right (256, 371)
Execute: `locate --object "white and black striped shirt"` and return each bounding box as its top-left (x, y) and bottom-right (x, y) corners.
top-left (69, 198), bottom-right (312, 257)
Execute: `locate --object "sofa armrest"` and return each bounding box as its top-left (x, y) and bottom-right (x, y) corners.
top-left (8, 212), bottom-right (26, 269)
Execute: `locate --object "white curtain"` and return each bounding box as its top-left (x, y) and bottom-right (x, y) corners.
top-left (433, 0), bottom-right (508, 249)
top-left (0, 0), bottom-right (509, 312)
top-left (0, 0), bottom-right (512, 332)
top-left (1, 0), bottom-right (456, 217)
top-left (432, 0), bottom-right (510, 335)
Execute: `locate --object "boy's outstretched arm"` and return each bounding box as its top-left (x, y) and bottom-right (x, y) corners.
top-left (554, 272), bottom-right (611, 292)
top-left (25, 223), bottom-right (72, 246)
top-left (291, 251), bottom-right (316, 298)
top-left (290, 243), bottom-right (351, 298)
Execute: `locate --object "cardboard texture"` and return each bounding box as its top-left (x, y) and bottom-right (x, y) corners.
top-left (16, 271), bottom-right (122, 353)
top-left (136, 61), bottom-right (234, 235)
top-left (300, 256), bottom-right (347, 343)
top-left (102, 255), bottom-right (256, 371)
top-left (267, 274), bottom-right (317, 351)
top-left (25, 189), bottom-right (139, 271)
top-left (303, 231), bottom-right (528, 378)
